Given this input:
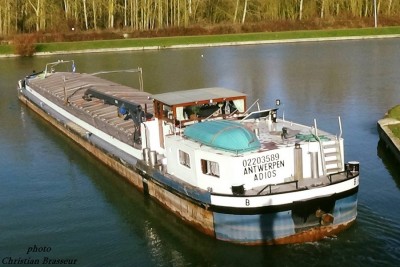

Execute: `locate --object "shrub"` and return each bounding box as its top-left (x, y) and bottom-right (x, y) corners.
top-left (209, 24), bottom-right (239, 34)
top-left (13, 34), bottom-right (36, 56)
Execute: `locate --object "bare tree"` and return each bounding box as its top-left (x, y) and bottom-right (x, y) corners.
top-left (28, 0), bottom-right (41, 31)
top-left (63, 0), bottom-right (69, 19)
top-left (0, 0), bottom-right (398, 36)
top-left (299, 0), bottom-right (303, 20)
top-left (241, 0), bottom-right (248, 24)
top-left (233, 0), bottom-right (239, 23)
top-left (108, 0), bottom-right (115, 28)
top-left (320, 0), bottom-right (325, 18)
top-left (92, 0), bottom-right (97, 30)
top-left (388, 0), bottom-right (393, 15)
top-left (82, 0), bottom-right (88, 30)
top-left (0, 0), bottom-right (13, 35)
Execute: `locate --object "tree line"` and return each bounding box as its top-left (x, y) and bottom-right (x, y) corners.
top-left (1, 0), bottom-right (399, 36)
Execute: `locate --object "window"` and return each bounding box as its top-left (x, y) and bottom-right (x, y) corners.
top-left (201, 159), bottom-right (220, 177)
top-left (179, 150), bottom-right (190, 168)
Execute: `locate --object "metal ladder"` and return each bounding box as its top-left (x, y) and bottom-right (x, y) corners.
top-left (314, 117), bottom-right (343, 175)
top-left (321, 139), bottom-right (343, 174)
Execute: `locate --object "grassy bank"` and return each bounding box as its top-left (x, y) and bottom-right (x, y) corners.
top-left (388, 105), bottom-right (400, 139)
top-left (1, 26), bottom-right (400, 56)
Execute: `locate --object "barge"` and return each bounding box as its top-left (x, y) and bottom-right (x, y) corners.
top-left (17, 60), bottom-right (360, 245)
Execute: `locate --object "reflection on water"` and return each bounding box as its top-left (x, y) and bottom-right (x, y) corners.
top-left (377, 140), bottom-right (400, 189)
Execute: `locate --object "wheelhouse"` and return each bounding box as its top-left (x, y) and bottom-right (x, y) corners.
top-left (152, 87), bottom-right (247, 126)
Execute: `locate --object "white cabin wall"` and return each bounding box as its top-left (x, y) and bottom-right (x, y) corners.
top-left (300, 142), bottom-right (314, 179)
top-left (164, 136), bottom-right (198, 186)
top-left (142, 120), bottom-right (161, 152)
top-left (163, 136), bottom-right (335, 193)
top-left (194, 150), bottom-right (235, 194)
top-left (300, 141), bottom-right (326, 178)
top-left (240, 147), bottom-right (294, 190)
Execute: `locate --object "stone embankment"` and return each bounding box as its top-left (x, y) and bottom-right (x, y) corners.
top-left (28, 34), bottom-right (400, 57)
top-left (377, 117), bottom-right (400, 162)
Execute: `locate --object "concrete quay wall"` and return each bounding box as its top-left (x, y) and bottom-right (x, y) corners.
top-left (377, 118), bottom-right (400, 163)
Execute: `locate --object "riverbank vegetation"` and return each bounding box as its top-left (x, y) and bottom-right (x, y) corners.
top-left (2, 0), bottom-right (400, 35)
top-left (388, 105), bottom-right (400, 121)
top-left (1, 26), bottom-right (399, 56)
top-left (388, 105), bottom-right (400, 139)
top-left (0, 1), bottom-right (399, 56)
top-left (27, 26), bottom-right (400, 49)
top-left (389, 124), bottom-right (400, 139)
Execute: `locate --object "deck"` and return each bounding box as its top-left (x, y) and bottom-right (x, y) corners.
top-left (27, 72), bottom-right (153, 146)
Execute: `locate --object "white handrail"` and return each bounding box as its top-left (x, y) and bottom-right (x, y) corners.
top-left (244, 98), bottom-right (260, 114)
top-left (313, 118), bottom-right (327, 176)
top-left (91, 67), bottom-right (144, 91)
top-left (338, 116), bottom-right (343, 140)
top-left (313, 118), bottom-right (318, 137)
top-left (44, 60), bottom-right (75, 78)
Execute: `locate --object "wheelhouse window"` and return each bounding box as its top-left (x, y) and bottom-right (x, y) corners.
top-left (201, 159), bottom-right (220, 177)
top-left (179, 150), bottom-right (191, 168)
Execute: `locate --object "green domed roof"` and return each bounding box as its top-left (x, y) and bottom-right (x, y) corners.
top-left (184, 120), bottom-right (260, 153)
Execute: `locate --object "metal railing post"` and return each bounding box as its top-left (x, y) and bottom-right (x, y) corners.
top-left (313, 118), bottom-right (326, 176)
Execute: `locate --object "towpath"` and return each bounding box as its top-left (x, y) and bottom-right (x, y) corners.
top-left (1, 33), bottom-right (400, 58)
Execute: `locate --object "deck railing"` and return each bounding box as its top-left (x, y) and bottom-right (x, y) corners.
top-left (257, 180), bottom-right (299, 195)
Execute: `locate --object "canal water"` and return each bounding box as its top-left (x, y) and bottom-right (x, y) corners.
top-left (1, 38), bottom-right (400, 266)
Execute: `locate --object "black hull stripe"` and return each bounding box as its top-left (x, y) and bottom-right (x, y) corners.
top-left (210, 186), bottom-right (359, 215)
